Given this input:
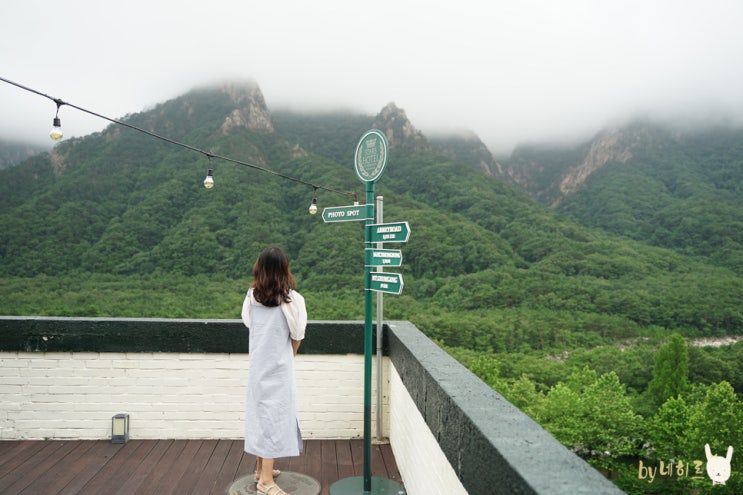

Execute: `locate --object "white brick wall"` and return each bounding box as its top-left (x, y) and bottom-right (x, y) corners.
top-left (0, 352), bottom-right (390, 440)
top-left (389, 364), bottom-right (468, 495)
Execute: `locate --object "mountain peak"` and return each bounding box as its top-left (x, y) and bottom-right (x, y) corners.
top-left (429, 130), bottom-right (503, 176)
top-left (499, 121), bottom-right (679, 206)
top-left (371, 102), bottom-right (428, 152)
top-left (218, 81), bottom-right (274, 134)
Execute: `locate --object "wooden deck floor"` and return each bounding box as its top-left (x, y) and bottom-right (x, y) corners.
top-left (0, 439), bottom-right (403, 495)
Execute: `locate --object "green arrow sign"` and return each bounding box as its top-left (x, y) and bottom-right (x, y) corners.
top-left (365, 249), bottom-right (403, 267)
top-left (369, 272), bottom-right (404, 295)
top-left (367, 222), bottom-right (411, 243)
top-left (322, 204), bottom-right (373, 223)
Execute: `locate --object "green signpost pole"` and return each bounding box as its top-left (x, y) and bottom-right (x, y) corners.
top-left (363, 180), bottom-right (375, 492)
top-left (330, 129), bottom-right (405, 495)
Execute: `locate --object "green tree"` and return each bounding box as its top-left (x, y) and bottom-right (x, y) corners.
top-left (505, 374), bottom-right (546, 419)
top-left (579, 372), bottom-right (644, 471)
top-left (538, 382), bottom-right (582, 447)
top-left (539, 368), bottom-right (643, 472)
top-left (645, 333), bottom-right (689, 410)
top-left (469, 355), bottom-right (508, 392)
top-left (685, 381), bottom-right (743, 494)
top-left (647, 396), bottom-right (690, 459)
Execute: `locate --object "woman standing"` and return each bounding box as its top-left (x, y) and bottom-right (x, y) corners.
top-left (241, 247), bottom-right (307, 495)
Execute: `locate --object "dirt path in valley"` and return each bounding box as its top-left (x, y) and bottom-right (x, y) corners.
top-left (690, 335), bottom-right (743, 347)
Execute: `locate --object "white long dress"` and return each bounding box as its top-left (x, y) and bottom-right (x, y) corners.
top-left (241, 288), bottom-right (306, 458)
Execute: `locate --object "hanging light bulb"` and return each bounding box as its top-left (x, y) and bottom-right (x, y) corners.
top-left (50, 100), bottom-right (64, 141)
top-left (49, 117), bottom-right (63, 141)
top-left (204, 168), bottom-right (214, 189)
top-left (309, 196), bottom-right (318, 215)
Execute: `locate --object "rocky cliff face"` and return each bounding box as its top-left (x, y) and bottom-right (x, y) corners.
top-left (371, 103), bottom-right (428, 152)
top-left (219, 81), bottom-right (275, 134)
top-left (369, 103), bottom-right (505, 177)
top-left (498, 123), bottom-right (664, 206)
top-left (553, 128), bottom-right (635, 204)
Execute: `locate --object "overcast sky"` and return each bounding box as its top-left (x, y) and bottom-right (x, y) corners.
top-left (2, 0), bottom-right (743, 155)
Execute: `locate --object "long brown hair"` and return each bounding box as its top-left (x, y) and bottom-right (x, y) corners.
top-left (251, 246), bottom-right (296, 307)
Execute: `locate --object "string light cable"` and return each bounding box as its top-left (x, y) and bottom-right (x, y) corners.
top-left (0, 76), bottom-right (358, 205)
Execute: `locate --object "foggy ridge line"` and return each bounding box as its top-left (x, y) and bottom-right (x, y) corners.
top-left (0, 75), bottom-right (357, 201)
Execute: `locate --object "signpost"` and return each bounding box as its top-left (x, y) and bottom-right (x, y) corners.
top-left (366, 222), bottom-right (411, 243)
top-left (365, 248), bottom-right (402, 267)
top-left (369, 272), bottom-right (404, 295)
top-left (328, 130), bottom-right (409, 495)
top-left (322, 204), bottom-right (373, 223)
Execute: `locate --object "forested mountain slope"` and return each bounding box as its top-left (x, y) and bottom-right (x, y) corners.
top-left (0, 83), bottom-right (740, 349)
top-left (0, 138), bottom-right (47, 169)
top-left (3, 85), bottom-right (742, 495)
top-left (499, 122), bottom-right (743, 274)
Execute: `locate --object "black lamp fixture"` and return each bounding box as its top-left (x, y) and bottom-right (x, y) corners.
top-left (49, 99), bottom-right (64, 141)
top-left (203, 168), bottom-right (214, 189)
top-left (203, 156), bottom-right (215, 189)
top-left (309, 188), bottom-right (318, 215)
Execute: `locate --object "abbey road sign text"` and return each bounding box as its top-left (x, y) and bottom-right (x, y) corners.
top-left (365, 248), bottom-right (403, 267)
top-left (369, 272), bottom-right (404, 295)
top-left (367, 221), bottom-right (411, 243)
top-left (322, 204), bottom-right (373, 223)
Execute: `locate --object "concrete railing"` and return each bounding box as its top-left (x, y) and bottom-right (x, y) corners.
top-left (0, 316), bottom-right (624, 495)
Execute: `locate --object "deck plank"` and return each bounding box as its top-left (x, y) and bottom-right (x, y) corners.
top-left (77, 439), bottom-right (156, 495)
top-left (282, 439), bottom-right (307, 474)
top-left (235, 444), bottom-right (258, 483)
top-left (379, 441), bottom-right (403, 483)
top-left (334, 439), bottom-right (356, 481)
top-left (142, 439), bottom-right (203, 495)
top-left (303, 439), bottom-right (322, 484)
top-left (0, 441), bottom-right (17, 458)
top-left (0, 439), bottom-right (402, 495)
top-left (131, 439), bottom-right (189, 495)
top-left (349, 439), bottom-right (364, 476)
top-left (371, 442), bottom-right (395, 479)
top-left (111, 440), bottom-right (174, 495)
top-left (208, 440), bottom-right (246, 495)
top-left (57, 441), bottom-right (126, 495)
top-left (0, 440), bottom-right (48, 476)
top-left (0, 441), bottom-right (71, 493)
top-left (319, 440), bottom-right (337, 495)
top-left (190, 439), bottom-right (233, 495)
top-left (17, 441), bottom-right (96, 495)
top-left (172, 440), bottom-right (220, 494)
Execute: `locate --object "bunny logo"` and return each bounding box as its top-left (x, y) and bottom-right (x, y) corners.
top-left (705, 443), bottom-right (733, 485)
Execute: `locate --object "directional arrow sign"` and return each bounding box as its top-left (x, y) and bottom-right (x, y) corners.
top-left (322, 204), bottom-right (373, 223)
top-left (365, 248), bottom-right (403, 267)
top-left (367, 221), bottom-right (411, 243)
top-left (369, 272), bottom-right (404, 295)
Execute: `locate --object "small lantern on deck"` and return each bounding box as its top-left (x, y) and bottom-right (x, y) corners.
top-left (111, 413), bottom-right (130, 444)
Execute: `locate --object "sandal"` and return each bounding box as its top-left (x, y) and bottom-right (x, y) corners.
top-left (254, 469), bottom-right (281, 481)
top-left (257, 481), bottom-right (289, 495)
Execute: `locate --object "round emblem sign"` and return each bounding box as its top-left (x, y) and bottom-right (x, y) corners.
top-left (354, 129), bottom-right (388, 183)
